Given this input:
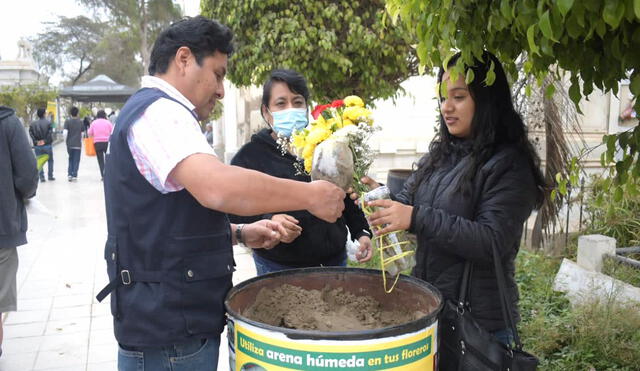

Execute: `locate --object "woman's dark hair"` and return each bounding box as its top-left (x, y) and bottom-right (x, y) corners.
top-left (261, 69), bottom-right (310, 116)
top-left (149, 16), bottom-right (234, 75)
top-left (96, 110), bottom-right (107, 119)
top-left (69, 106), bottom-right (79, 117)
top-left (411, 51), bottom-right (545, 208)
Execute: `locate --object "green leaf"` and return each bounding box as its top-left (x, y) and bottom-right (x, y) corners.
top-left (606, 135), bottom-right (618, 163)
top-left (545, 83), bottom-right (556, 99)
top-left (603, 0), bottom-right (626, 29)
top-left (525, 85), bottom-right (532, 97)
top-left (524, 60), bottom-right (533, 73)
top-left (568, 78), bottom-right (581, 107)
top-left (626, 181), bottom-right (638, 197)
top-left (527, 25), bottom-right (540, 55)
top-left (485, 60), bottom-right (496, 86)
top-left (566, 12), bottom-right (582, 38)
top-left (635, 0), bottom-right (640, 19)
top-left (614, 186), bottom-right (623, 202)
top-left (557, 0), bottom-right (575, 17)
top-left (500, 0), bottom-right (512, 20)
top-left (630, 74), bottom-right (640, 96)
top-left (539, 10), bottom-right (556, 42)
top-left (465, 68), bottom-right (475, 84)
top-left (559, 180), bottom-right (568, 196)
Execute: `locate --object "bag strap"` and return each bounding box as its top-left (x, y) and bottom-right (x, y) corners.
top-left (490, 244), bottom-right (524, 350)
top-left (459, 247), bottom-right (524, 351)
top-left (456, 261), bottom-right (472, 307)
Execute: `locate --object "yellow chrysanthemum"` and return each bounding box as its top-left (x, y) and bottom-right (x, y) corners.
top-left (314, 115), bottom-right (328, 128)
top-left (306, 126), bottom-right (332, 145)
top-left (291, 132), bottom-right (306, 151)
top-left (326, 118), bottom-right (340, 130)
top-left (341, 118), bottom-right (354, 127)
top-left (344, 95), bottom-right (365, 107)
top-left (304, 157), bottom-right (313, 172)
top-left (302, 143), bottom-right (316, 160)
top-left (342, 106), bottom-right (372, 122)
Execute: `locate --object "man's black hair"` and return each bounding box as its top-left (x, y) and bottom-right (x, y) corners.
top-left (36, 108), bottom-right (46, 119)
top-left (70, 106), bottom-right (79, 117)
top-left (261, 69), bottom-right (310, 109)
top-left (149, 16), bottom-right (234, 75)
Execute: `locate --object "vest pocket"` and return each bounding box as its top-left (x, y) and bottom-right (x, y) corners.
top-left (181, 251), bottom-right (235, 335)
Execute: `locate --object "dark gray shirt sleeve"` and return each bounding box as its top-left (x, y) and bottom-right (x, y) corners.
top-left (9, 116), bottom-right (38, 199)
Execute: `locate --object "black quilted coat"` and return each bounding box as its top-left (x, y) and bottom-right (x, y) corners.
top-left (396, 142), bottom-right (537, 332)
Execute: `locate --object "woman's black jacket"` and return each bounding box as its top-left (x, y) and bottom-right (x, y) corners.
top-left (229, 128), bottom-right (371, 267)
top-left (396, 143), bottom-right (537, 332)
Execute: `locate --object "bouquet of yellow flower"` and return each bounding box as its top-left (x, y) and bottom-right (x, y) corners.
top-left (289, 95), bottom-right (376, 192)
top-left (285, 95), bottom-right (414, 292)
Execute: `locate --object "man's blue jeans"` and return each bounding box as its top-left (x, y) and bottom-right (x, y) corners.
top-left (67, 148), bottom-right (81, 177)
top-left (253, 252), bottom-right (347, 276)
top-left (118, 336), bottom-right (220, 371)
top-left (34, 144), bottom-right (54, 179)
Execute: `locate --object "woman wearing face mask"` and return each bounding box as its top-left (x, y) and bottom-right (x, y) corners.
top-left (229, 69), bottom-right (373, 275)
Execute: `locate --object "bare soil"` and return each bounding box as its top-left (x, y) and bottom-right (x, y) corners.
top-left (242, 284), bottom-right (425, 332)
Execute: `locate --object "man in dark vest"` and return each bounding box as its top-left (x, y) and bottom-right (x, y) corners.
top-left (96, 16), bottom-right (345, 371)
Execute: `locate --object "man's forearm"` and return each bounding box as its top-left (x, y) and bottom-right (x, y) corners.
top-left (172, 154), bottom-right (313, 216)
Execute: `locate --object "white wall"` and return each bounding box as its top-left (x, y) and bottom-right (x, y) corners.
top-left (368, 74), bottom-right (438, 183)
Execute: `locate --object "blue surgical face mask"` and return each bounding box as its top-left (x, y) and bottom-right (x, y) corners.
top-left (270, 108), bottom-right (308, 137)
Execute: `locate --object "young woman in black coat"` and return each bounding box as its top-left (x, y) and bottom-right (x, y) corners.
top-left (364, 51), bottom-right (546, 346)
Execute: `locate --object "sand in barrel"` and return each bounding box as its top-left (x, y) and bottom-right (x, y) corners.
top-left (243, 284), bottom-right (426, 332)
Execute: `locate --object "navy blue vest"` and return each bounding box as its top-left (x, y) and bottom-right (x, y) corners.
top-left (97, 88), bottom-right (234, 347)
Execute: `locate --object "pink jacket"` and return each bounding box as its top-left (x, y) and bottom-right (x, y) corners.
top-left (88, 118), bottom-right (113, 143)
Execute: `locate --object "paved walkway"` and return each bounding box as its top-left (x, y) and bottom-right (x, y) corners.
top-left (0, 143), bottom-right (256, 370)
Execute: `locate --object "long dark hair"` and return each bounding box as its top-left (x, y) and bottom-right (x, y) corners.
top-left (410, 51), bottom-right (545, 208)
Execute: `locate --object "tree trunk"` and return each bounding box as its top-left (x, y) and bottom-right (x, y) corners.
top-left (140, 0), bottom-right (150, 75)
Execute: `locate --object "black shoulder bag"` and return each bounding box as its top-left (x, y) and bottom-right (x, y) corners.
top-left (438, 243), bottom-right (539, 371)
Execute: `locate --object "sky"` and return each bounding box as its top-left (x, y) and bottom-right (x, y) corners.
top-left (0, 0), bottom-right (200, 84)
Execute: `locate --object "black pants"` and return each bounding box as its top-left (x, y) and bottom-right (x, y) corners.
top-left (94, 141), bottom-right (108, 178)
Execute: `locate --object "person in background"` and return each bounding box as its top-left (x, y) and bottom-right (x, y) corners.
top-left (359, 51), bottom-right (545, 354)
top-left (96, 17), bottom-right (345, 371)
top-left (204, 122), bottom-right (214, 146)
top-left (82, 116), bottom-right (91, 137)
top-left (108, 110), bottom-right (118, 124)
top-left (229, 69), bottom-right (373, 275)
top-left (87, 110), bottom-right (113, 180)
top-left (29, 107), bottom-right (55, 182)
top-left (0, 106), bottom-right (38, 359)
top-left (63, 106), bottom-right (84, 181)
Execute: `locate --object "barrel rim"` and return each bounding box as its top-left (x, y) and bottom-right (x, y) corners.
top-left (224, 267), bottom-right (444, 341)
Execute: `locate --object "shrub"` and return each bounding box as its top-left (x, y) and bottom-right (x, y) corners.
top-left (584, 176), bottom-right (640, 247)
top-left (516, 249), bottom-right (640, 370)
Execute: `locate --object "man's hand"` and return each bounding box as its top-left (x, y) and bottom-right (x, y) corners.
top-left (366, 199), bottom-right (413, 235)
top-left (306, 180), bottom-right (345, 222)
top-left (356, 236), bottom-right (373, 263)
top-left (36, 140), bottom-right (45, 146)
top-left (271, 214), bottom-right (302, 243)
top-left (242, 220), bottom-right (287, 249)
